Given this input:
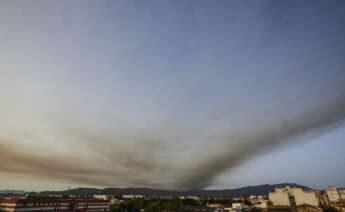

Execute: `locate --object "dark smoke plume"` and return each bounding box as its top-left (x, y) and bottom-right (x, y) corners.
top-left (2, 86), bottom-right (345, 189)
top-left (176, 91), bottom-right (345, 189)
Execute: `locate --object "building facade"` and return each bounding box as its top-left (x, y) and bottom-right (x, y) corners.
top-left (269, 187), bottom-right (319, 207)
top-left (0, 199), bottom-right (110, 212)
top-left (121, 195), bottom-right (144, 199)
top-left (93, 195), bottom-right (110, 201)
top-left (326, 187), bottom-right (340, 202)
top-left (269, 188), bottom-right (291, 206)
top-left (290, 188), bottom-right (319, 207)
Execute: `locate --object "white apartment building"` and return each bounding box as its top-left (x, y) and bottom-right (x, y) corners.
top-left (122, 194), bottom-right (144, 199)
top-left (290, 188), bottom-right (319, 206)
top-left (93, 194), bottom-right (110, 200)
top-left (269, 186), bottom-right (319, 207)
top-left (224, 203), bottom-right (247, 212)
top-left (269, 188), bottom-right (291, 206)
top-left (326, 187), bottom-right (340, 202)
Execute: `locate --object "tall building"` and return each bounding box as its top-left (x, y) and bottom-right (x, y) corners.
top-left (269, 186), bottom-right (319, 207)
top-left (326, 187), bottom-right (340, 202)
top-left (290, 188), bottom-right (319, 207)
top-left (269, 188), bottom-right (291, 206)
top-left (0, 199), bottom-right (110, 212)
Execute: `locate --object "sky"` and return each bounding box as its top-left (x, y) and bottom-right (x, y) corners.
top-left (0, 0), bottom-right (345, 191)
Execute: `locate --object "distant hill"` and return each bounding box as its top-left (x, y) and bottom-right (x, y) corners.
top-left (39, 183), bottom-right (312, 198)
top-left (0, 190), bottom-right (26, 195)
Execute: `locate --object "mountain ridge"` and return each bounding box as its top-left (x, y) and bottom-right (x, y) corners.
top-left (36, 183), bottom-right (313, 198)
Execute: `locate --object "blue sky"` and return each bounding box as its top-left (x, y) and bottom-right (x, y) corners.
top-left (0, 0), bottom-right (345, 191)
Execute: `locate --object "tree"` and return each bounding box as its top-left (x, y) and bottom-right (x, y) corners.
top-left (110, 204), bottom-right (125, 212)
top-left (145, 201), bottom-right (161, 212)
top-left (181, 198), bottom-right (198, 207)
top-left (166, 198), bottom-right (179, 212)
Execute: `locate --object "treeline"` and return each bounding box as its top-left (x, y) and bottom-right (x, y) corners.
top-left (110, 197), bottom-right (239, 212)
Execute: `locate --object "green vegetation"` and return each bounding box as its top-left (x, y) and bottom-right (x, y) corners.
top-left (144, 201), bottom-right (161, 212)
top-left (110, 198), bottom-right (179, 212)
top-left (200, 198), bottom-right (233, 207)
top-left (110, 204), bottom-right (125, 212)
top-left (109, 197), bottom-right (238, 212)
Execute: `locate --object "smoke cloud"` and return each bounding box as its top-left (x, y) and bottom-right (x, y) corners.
top-left (1, 0), bottom-right (345, 190)
top-left (175, 91), bottom-right (345, 189)
top-left (0, 82), bottom-right (345, 189)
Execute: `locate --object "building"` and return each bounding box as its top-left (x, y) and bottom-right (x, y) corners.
top-left (254, 200), bottom-right (269, 208)
top-left (326, 187), bottom-right (340, 202)
top-left (179, 196), bottom-right (200, 201)
top-left (269, 187), bottom-right (319, 207)
top-left (224, 203), bottom-right (247, 212)
top-left (110, 198), bottom-right (124, 205)
top-left (250, 195), bottom-right (268, 208)
top-left (187, 196), bottom-right (201, 201)
top-left (121, 194), bottom-right (144, 199)
top-left (232, 203), bottom-right (247, 209)
top-left (290, 188), bottom-right (319, 207)
top-left (208, 203), bottom-right (224, 208)
top-left (269, 188), bottom-right (291, 206)
top-left (93, 195), bottom-right (110, 200)
top-left (338, 189), bottom-right (345, 200)
top-left (0, 199), bottom-right (110, 212)
top-left (257, 196), bottom-right (265, 200)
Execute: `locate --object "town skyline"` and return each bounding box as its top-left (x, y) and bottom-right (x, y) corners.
top-left (1, 184), bottom-right (345, 212)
